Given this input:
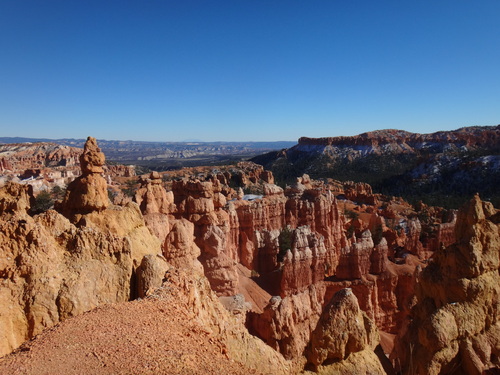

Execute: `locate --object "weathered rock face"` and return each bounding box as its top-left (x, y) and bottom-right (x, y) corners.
top-left (371, 238), bottom-right (388, 275)
top-left (278, 226), bottom-right (328, 297)
top-left (104, 164), bottom-right (135, 178)
top-left (249, 284), bottom-right (325, 360)
top-left (0, 157), bottom-right (13, 173)
top-left (230, 180), bottom-right (348, 299)
top-left (167, 168), bottom-right (430, 361)
top-left (134, 171), bottom-right (176, 243)
top-left (78, 201), bottom-right (161, 267)
top-left (0, 182), bottom-right (34, 214)
top-left (136, 254), bottom-right (169, 298)
top-left (172, 178), bottom-right (238, 295)
top-left (134, 172), bottom-right (175, 216)
top-left (233, 183), bottom-right (287, 272)
top-left (0, 196), bottom-right (163, 356)
top-left (306, 288), bottom-right (384, 373)
top-left (210, 161), bottom-right (275, 187)
top-left (416, 216), bottom-right (457, 260)
top-left (325, 260), bottom-right (418, 335)
top-left (336, 231), bottom-right (387, 280)
top-left (336, 230), bottom-right (374, 280)
top-left (197, 218), bottom-right (239, 295)
top-left (284, 184), bottom-right (346, 276)
top-left (163, 218), bottom-right (203, 273)
top-left (0, 206), bottom-right (133, 356)
top-left (394, 195), bottom-right (500, 375)
top-left (59, 137), bottom-right (109, 220)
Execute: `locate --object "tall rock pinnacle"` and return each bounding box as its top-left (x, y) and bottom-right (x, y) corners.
top-left (59, 136), bottom-right (109, 221)
top-left (79, 136), bottom-right (105, 175)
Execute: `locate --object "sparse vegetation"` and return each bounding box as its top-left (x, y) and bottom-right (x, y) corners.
top-left (31, 185), bottom-right (67, 214)
top-left (31, 190), bottom-right (54, 214)
top-left (121, 179), bottom-right (137, 197)
top-left (51, 185), bottom-right (66, 201)
top-left (346, 225), bottom-right (355, 239)
top-left (344, 209), bottom-right (359, 220)
top-left (277, 226), bottom-right (293, 263)
top-left (372, 224), bottom-right (384, 245)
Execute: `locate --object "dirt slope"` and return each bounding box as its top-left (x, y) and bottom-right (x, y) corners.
top-left (0, 295), bottom-right (262, 375)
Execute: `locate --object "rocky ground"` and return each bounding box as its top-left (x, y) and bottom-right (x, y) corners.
top-left (0, 295), bottom-right (253, 375)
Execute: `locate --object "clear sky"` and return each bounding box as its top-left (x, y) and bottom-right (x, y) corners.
top-left (1, 1), bottom-right (499, 142)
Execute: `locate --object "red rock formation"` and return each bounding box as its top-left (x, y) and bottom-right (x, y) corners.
top-left (278, 226), bottom-right (328, 297)
top-left (7, 136), bottom-right (495, 374)
top-left (136, 254), bottom-right (169, 298)
top-left (370, 238), bottom-right (388, 275)
top-left (163, 218), bottom-right (203, 273)
top-left (224, 161), bottom-right (275, 186)
top-left (134, 172), bottom-right (176, 242)
top-left (249, 284), bottom-right (325, 360)
top-left (0, 138), bottom-right (164, 356)
top-left (420, 212), bottom-right (457, 258)
top-left (336, 230), bottom-right (374, 280)
top-left (404, 218), bottom-right (424, 256)
top-left (173, 178), bottom-right (238, 295)
top-left (233, 183), bottom-right (287, 271)
top-left (344, 181), bottom-right (380, 205)
top-left (0, 157), bottom-right (13, 172)
top-left (104, 164), bottom-right (135, 177)
top-left (165, 167), bottom-right (428, 359)
top-left (325, 259), bottom-right (419, 335)
top-left (0, 142), bottom-right (81, 172)
top-left (0, 182), bottom-right (34, 214)
top-left (162, 162), bottom-right (457, 367)
top-left (394, 195), bottom-right (500, 375)
top-left (0, 201), bottom-right (134, 356)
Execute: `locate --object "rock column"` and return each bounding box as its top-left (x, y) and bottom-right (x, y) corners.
top-left (59, 136), bottom-right (108, 221)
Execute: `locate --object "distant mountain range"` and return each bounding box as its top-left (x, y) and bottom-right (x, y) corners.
top-left (0, 137), bottom-right (296, 169)
top-left (251, 125), bottom-right (500, 208)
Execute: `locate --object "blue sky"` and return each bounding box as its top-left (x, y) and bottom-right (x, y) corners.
top-left (0, 1), bottom-right (499, 142)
